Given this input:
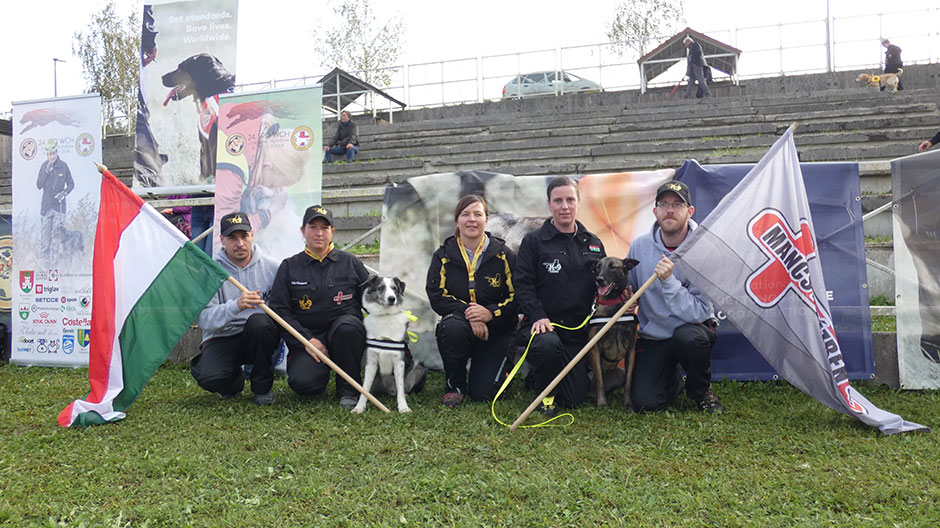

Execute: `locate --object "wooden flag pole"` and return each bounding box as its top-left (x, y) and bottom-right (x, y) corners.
top-left (510, 272), bottom-right (659, 431)
top-left (227, 273), bottom-right (391, 414)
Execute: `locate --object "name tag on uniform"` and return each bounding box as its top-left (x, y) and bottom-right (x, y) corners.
top-left (291, 281), bottom-right (308, 286)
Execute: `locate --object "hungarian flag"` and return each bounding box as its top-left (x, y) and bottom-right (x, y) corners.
top-left (674, 130), bottom-right (927, 435)
top-left (58, 169), bottom-right (228, 427)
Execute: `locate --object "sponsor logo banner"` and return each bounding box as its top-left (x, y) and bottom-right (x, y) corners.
top-left (11, 94), bottom-right (101, 367)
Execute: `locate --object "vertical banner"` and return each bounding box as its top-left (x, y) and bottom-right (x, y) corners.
top-left (379, 170), bottom-right (672, 368)
top-left (892, 149), bottom-right (940, 389)
top-left (214, 86), bottom-right (323, 261)
top-left (135, 0), bottom-right (238, 188)
top-left (11, 94), bottom-right (102, 366)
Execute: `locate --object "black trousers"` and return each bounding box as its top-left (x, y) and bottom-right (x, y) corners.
top-left (525, 325), bottom-right (590, 408)
top-left (285, 314), bottom-right (364, 399)
top-left (630, 322), bottom-right (717, 412)
top-left (191, 313), bottom-right (279, 396)
top-left (435, 316), bottom-right (512, 402)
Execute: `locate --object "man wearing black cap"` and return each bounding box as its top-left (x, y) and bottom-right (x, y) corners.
top-left (626, 181), bottom-right (724, 413)
top-left (192, 212), bottom-right (281, 405)
top-left (269, 205), bottom-right (370, 409)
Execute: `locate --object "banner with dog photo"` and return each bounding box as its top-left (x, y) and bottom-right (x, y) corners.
top-left (214, 86), bottom-right (323, 262)
top-left (379, 170), bottom-right (674, 369)
top-left (892, 149), bottom-right (940, 389)
top-left (11, 94), bottom-right (102, 367)
top-left (135, 0), bottom-right (238, 188)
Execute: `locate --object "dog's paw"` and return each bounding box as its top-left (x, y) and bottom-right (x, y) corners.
top-left (398, 404), bottom-right (412, 413)
top-left (352, 404), bottom-right (366, 414)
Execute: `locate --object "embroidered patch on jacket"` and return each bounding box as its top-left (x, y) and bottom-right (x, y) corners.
top-left (589, 245), bottom-right (601, 253)
top-left (485, 274), bottom-right (501, 287)
top-left (332, 291), bottom-right (353, 305)
top-left (542, 259), bottom-right (562, 274)
top-left (299, 295), bottom-right (313, 310)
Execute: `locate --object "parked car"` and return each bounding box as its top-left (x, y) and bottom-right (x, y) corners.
top-left (502, 71), bottom-right (602, 98)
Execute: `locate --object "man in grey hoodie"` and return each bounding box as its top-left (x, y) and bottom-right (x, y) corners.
top-left (626, 181), bottom-right (724, 414)
top-left (191, 212), bottom-right (281, 405)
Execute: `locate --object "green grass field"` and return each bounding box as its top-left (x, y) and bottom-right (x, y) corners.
top-left (1, 362), bottom-right (937, 527)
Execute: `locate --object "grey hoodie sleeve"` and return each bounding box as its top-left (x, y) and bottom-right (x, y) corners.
top-left (196, 290), bottom-right (242, 332)
top-left (660, 274), bottom-right (713, 323)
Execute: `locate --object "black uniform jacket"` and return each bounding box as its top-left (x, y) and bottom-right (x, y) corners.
top-left (425, 233), bottom-right (518, 333)
top-left (515, 219), bottom-right (606, 328)
top-left (269, 247), bottom-right (370, 342)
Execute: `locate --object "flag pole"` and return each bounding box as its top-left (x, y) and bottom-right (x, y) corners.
top-left (225, 276), bottom-right (391, 413)
top-left (509, 272), bottom-right (659, 431)
top-left (786, 122), bottom-right (799, 134)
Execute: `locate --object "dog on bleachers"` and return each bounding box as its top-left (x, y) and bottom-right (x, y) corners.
top-left (856, 69), bottom-right (903, 93)
top-left (353, 275), bottom-right (427, 414)
top-left (589, 256), bottom-right (640, 409)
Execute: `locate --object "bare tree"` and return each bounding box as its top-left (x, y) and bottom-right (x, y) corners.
top-left (72, 0), bottom-right (139, 133)
top-left (312, 0), bottom-right (406, 89)
top-left (608, 0), bottom-right (685, 57)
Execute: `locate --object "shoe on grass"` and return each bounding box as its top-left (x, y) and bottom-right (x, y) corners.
top-left (441, 392), bottom-right (463, 408)
top-left (339, 396), bottom-right (358, 410)
top-left (536, 396), bottom-right (557, 418)
top-left (253, 392), bottom-right (276, 406)
top-left (696, 387), bottom-right (725, 414)
top-left (220, 392), bottom-right (240, 400)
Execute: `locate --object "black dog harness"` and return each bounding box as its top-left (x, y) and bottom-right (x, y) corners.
top-left (365, 338), bottom-right (415, 365)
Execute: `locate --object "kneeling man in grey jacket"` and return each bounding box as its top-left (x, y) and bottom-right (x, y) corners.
top-left (191, 212), bottom-right (281, 405)
top-left (627, 181), bottom-right (724, 414)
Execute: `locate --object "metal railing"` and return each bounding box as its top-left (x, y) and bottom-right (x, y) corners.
top-left (100, 7), bottom-right (939, 132)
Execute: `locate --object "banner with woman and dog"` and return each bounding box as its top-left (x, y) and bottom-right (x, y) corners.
top-left (214, 86), bottom-right (323, 262)
top-left (11, 94), bottom-right (102, 367)
top-left (135, 0), bottom-right (239, 188)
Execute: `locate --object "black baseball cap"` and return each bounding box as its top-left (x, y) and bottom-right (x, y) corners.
top-left (655, 181), bottom-right (692, 205)
top-left (303, 205), bottom-right (333, 226)
top-left (219, 212), bottom-right (252, 236)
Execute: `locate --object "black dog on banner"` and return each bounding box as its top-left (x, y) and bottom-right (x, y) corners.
top-left (162, 53), bottom-right (235, 182)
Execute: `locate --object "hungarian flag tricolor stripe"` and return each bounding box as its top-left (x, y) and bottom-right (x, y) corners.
top-left (58, 169), bottom-right (228, 427)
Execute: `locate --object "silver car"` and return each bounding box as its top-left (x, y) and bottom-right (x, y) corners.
top-left (502, 71), bottom-right (602, 98)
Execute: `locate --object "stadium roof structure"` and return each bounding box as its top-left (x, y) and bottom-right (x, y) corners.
top-left (637, 28), bottom-right (742, 93)
top-left (318, 67), bottom-right (406, 120)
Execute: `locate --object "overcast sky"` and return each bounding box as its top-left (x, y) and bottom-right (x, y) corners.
top-left (0, 0), bottom-right (932, 113)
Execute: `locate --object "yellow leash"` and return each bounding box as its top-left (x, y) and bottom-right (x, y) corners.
top-left (491, 311), bottom-right (594, 428)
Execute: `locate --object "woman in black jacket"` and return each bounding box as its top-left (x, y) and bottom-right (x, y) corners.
top-left (426, 195), bottom-right (517, 407)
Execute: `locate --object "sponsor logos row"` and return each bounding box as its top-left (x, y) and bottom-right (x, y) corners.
top-left (16, 328), bottom-right (91, 355)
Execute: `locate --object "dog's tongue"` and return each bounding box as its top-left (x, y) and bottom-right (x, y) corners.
top-left (597, 283), bottom-right (612, 298)
top-left (163, 85), bottom-right (182, 107)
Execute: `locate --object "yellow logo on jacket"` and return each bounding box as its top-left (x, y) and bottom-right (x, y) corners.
top-left (299, 295), bottom-right (312, 310)
top-left (485, 274), bottom-right (501, 288)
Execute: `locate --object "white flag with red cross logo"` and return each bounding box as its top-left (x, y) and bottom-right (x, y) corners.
top-left (674, 130), bottom-right (927, 434)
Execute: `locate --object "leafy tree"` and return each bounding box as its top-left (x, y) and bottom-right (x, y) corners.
top-left (312, 0), bottom-right (406, 89)
top-left (73, 0), bottom-right (140, 133)
top-left (607, 0), bottom-right (685, 57)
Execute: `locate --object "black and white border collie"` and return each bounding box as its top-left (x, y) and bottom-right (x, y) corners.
top-left (355, 275), bottom-right (414, 413)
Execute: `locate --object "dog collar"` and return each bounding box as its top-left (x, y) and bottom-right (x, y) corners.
top-left (595, 290), bottom-right (628, 306)
top-left (589, 314), bottom-right (637, 326)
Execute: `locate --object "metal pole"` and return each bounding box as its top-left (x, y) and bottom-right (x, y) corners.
top-left (53, 58), bottom-right (66, 97)
top-left (825, 0), bottom-right (833, 72)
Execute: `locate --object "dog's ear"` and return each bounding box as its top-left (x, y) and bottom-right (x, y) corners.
top-left (622, 258), bottom-right (640, 271)
top-left (393, 277), bottom-right (406, 296)
top-left (361, 274), bottom-right (380, 289)
top-left (592, 259), bottom-right (601, 275)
